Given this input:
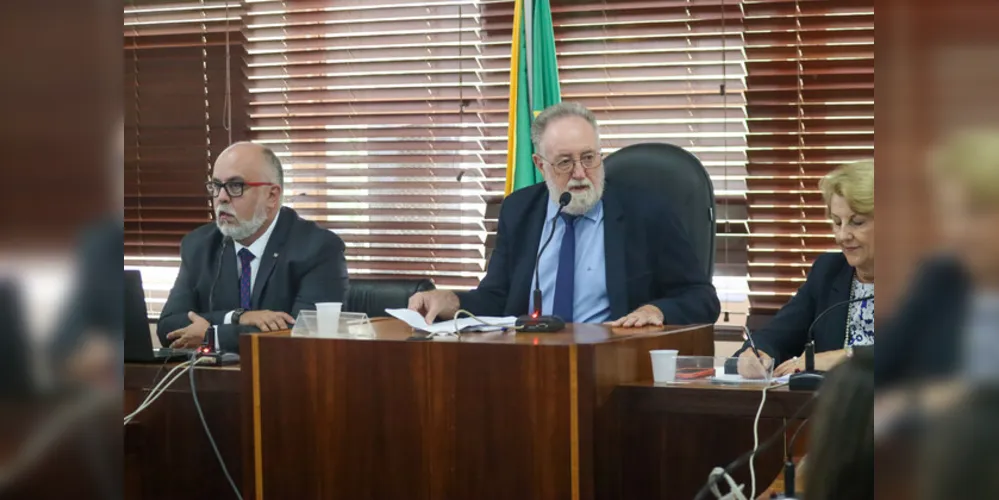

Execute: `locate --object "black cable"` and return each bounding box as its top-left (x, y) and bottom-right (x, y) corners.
top-left (693, 393), bottom-right (819, 500)
top-left (208, 237), bottom-right (230, 315)
top-left (189, 356), bottom-right (243, 500)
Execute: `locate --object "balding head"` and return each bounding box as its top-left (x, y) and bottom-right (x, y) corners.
top-left (210, 142), bottom-right (285, 245)
top-left (215, 142), bottom-right (284, 188)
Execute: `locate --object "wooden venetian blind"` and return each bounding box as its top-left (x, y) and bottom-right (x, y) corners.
top-left (124, 0), bottom-right (247, 259)
top-left (124, 0), bottom-right (248, 315)
top-left (743, 0), bottom-right (874, 319)
top-left (244, 0), bottom-right (749, 290)
top-left (549, 0), bottom-right (749, 284)
top-left (243, 0), bottom-right (514, 289)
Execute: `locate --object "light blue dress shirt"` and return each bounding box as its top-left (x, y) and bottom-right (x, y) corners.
top-left (962, 292), bottom-right (999, 382)
top-left (529, 199), bottom-right (611, 323)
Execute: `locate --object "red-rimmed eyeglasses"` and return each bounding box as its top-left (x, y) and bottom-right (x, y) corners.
top-left (205, 180), bottom-right (276, 198)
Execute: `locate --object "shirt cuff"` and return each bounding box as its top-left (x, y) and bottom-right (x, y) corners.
top-left (224, 311), bottom-right (235, 324)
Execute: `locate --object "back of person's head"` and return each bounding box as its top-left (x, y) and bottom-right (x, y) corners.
top-left (930, 128), bottom-right (999, 209)
top-left (805, 347), bottom-right (875, 500)
top-left (919, 386), bottom-right (999, 499)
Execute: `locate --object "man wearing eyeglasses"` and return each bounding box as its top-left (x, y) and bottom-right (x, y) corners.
top-left (158, 142), bottom-right (348, 352)
top-left (409, 102), bottom-right (720, 327)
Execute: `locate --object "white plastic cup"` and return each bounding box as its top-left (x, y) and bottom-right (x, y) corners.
top-left (316, 302), bottom-right (343, 335)
top-left (650, 349), bottom-right (679, 383)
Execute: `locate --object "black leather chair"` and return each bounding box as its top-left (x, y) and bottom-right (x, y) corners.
top-left (344, 278), bottom-right (436, 318)
top-left (604, 143), bottom-right (717, 278)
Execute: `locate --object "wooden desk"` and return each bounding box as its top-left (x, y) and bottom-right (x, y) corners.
top-left (124, 362), bottom-right (242, 500)
top-left (600, 381), bottom-right (815, 499)
top-left (124, 320), bottom-right (717, 500)
top-left (241, 320), bottom-right (714, 500)
top-left (1, 394), bottom-right (120, 499)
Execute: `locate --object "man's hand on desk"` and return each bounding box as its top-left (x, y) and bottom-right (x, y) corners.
top-left (408, 290), bottom-right (460, 325)
top-left (166, 311), bottom-right (210, 348)
top-left (606, 304), bottom-right (664, 328)
top-left (238, 310), bottom-right (295, 332)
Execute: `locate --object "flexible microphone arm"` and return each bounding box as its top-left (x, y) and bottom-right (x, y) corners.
top-left (532, 191), bottom-right (572, 317)
top-left (803, 293), bottom-right (873, 371)
top-left (789, 293), bottom-right (873, 391)
top-left (516, 192), bottom-right (572, 333)
top-left (204, 236), bottom-right (231, 351)
top-left (208, 237), bottom-right (231, 314)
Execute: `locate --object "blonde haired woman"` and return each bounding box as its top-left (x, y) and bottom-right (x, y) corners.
top-left (738, 161), bottom-right (875, 377)
top-left (878, 129), bottom-right (999, 387)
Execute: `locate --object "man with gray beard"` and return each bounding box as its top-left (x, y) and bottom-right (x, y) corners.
top-left (158, 142), bottom-right (348, 352)
top-left (409, 102), bottom-right (719, 327)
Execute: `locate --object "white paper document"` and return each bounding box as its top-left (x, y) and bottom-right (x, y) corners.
top-left (710, 367), bottom-right (791, 385)
top-left (385, 309), bottom-right (518, 335)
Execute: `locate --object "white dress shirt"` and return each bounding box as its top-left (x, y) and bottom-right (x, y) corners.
top-left (221, 213), bottom-right (281, 325)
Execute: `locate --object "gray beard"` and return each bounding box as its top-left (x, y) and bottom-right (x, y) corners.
top-left (545, 171), bottom-right (605, 216)
top-left (216, 202), bottom-right (268, 242)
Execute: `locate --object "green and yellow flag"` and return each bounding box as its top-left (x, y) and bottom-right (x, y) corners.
top-left (504, 0), bottom-right (562, 196)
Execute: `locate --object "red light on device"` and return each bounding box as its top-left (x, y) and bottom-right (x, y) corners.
top-left (531, 311), bottom-right (539, 319)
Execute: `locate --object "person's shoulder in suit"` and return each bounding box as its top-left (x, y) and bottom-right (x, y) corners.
top-left (80, 217), bottom-right (123, 262)
top-left (878, 254), bottom-right (969, 330)
top-left (908, 254), bottom-right (969, 293)
top-left (280, 206), bottom-right (346, 255)
top-left (875, 254), bottom-right (969, 388)
top-left (497, 183), bottom-right (548, 220)
top-left (177, 219), bottom-right (226, 265)
top-left (808, 252), bottom-right (852, 284)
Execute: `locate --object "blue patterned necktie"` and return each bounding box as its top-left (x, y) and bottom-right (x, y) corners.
top-left (552, 214), bottom-right (578, 322)
top-left (237, 248), bottom-right (255, 310)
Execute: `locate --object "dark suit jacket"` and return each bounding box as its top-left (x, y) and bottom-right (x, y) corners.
top-left (875, 256), bottom-right (969, 389)
top-left (51, 217), bottom-right (124, 364)
top-left (735, 252), bottom-right (860, 364)
top-left (157, 207), bottom-right (349, 353)
top-left (456, 182), bottom-right (720, 324)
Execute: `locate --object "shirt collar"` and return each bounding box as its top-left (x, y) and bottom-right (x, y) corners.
top-left (545, 197), bottom-right (604, 223)
top-left (233, 210), bottom-right (281, 258)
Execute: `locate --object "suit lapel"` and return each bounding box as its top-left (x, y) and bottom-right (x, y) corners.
top-left (602, 187), bottom-right (628, 319)
top-left (251, 207), bottom-right (293, 308)
top-left (511, 190), bottom-right (548, 314)
top-left (820, 260), bottom-right (855, 348)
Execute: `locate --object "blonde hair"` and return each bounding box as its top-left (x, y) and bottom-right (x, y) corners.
top-left (819, 160), bottom-right (874, 215)
top-left (930, 128), bottom-right (999, 207)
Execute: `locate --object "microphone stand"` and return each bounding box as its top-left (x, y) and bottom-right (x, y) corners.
top-left (200, 236), bottom-right (230, 355)
top-left (516, 192), bottom-right (572, 333)
top-left (789, 294), bottom-right (873, 391)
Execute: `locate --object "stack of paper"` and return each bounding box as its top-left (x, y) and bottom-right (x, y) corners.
top-left (385, 309), bottom-right (518, 335)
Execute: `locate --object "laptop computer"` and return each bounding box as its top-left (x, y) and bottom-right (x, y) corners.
top-left (124, 270), bottom-right (193, 363)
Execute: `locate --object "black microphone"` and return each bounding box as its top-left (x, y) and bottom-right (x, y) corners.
top-left (516, 191), bottom-right (571, 333)
top-left (203, 236), bottom-right (230, 352)
top-left (788, 293), bottom-right (873, 391)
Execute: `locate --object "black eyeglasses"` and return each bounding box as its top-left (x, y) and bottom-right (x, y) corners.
top-left (538, 152), bottom-right (603, 173)
top-left (205, 180), bottom-right (276, 198)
